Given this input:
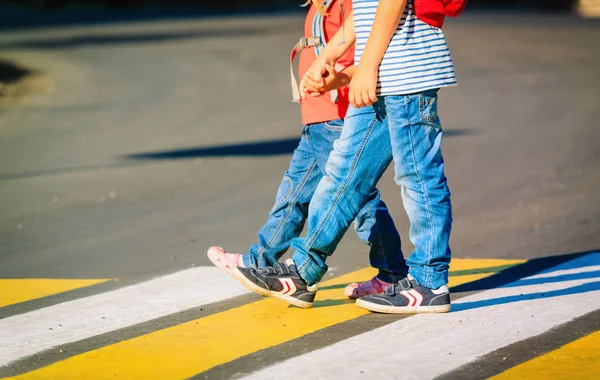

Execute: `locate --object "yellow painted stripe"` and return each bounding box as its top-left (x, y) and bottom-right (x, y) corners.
top-left (491, 330), bottom-right (600, 380)
top-left (10, 259), bottom-right (520, 380)
top-left (0, 279), bottom-right (112, 308)
top-left (449, 258), bottom-right (525, 272)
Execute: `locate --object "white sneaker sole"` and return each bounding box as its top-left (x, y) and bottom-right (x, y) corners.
top-left (355, 298), bottom-right (451, 314)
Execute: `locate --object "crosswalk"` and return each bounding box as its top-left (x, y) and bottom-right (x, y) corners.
top-left (1, 253), bottom-right (598, 379)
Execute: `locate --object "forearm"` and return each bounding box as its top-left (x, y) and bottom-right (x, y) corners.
top-left (318, 11), bottom-right (356, 65)
top-left (359, 0), bottom-right (407, 70)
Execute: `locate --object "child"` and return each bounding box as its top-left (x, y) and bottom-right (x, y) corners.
top-left (234, 0), bottom-right (456, 313)
top-left (208, 0), bottom-right (409, 299)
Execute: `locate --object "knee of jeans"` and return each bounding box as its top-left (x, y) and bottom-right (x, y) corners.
top-left (394, 158), bottom-right (446, 188)
top-left (352, 218), bottom-right (371, 243)
top-left (272, 175), bottom-right (294, 212)
top-left (353, 207), bottom-right (375, 237)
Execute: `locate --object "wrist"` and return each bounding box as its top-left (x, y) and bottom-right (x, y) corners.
top-left (320, 49), bottom-right (343, 66)
top-left (357, 61), bottom-right (379, 73)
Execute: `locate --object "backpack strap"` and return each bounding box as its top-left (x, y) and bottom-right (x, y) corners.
top-left (290, 37), bottom-right (321, 103)
top-left (289, 0), bottom-right (345, 103)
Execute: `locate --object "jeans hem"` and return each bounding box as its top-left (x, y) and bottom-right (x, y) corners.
top-left (294, 254), bottom-right (326, 285)
top-left (408, 267), bottom-right (448, 289)
top-left (242, 253), bottom-right (257, 267)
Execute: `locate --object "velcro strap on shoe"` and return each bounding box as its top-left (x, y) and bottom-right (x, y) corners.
top-left (384, 285), bottom-right (396, 295)
top-left (273, 262), bottom-right (291, 276)
top-left (395, 277), bottom-right (413, 292)
top-left (258, 266), bottom-right (276, 276)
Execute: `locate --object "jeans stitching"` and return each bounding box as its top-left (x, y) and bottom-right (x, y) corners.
top-left (271, 176), bottom-right (294, 211)
top-left (406, 123), bottom-right (435, 287)
top-left (257, 159), bottom-right (318, 257)
top-left (324, 121), bottom-right (344, 132)
top-left (303, 115), bottom-right (378, 259)
top-left (419, 93), bottom-right (438, 122)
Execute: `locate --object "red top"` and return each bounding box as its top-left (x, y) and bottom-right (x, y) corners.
top-left (299, 0), bottom-right (354, 125)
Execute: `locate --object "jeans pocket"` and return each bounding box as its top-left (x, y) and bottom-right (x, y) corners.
top-left (272, 175), bottom-right (294, 211)
top-left (324, 118), bottom-right (344, 133)
top-left (419, 90), bottom-right (439, 122)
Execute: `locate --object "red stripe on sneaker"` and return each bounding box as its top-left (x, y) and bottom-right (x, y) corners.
top-left (279, 279), bottom-right (290, 294)
top-left (278, 278), bottom-right (297, 295)
top-left (409, 289), bottom-right (424, 307)
top-left (400, 291), bottom-right (416, 307)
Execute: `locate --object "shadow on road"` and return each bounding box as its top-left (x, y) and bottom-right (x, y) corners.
top-left (0, 60), bottom-right (32, 85)
top-left (0, 130), bottom-right (475, 181)
top-left (0, 25), bottom-right (291, 50)
top-left (451, 250), bottom-right (600, 312)
top-left (314, 250), bottom-right (600, 311)
top-left (123, 129), bottom-right (475, 161)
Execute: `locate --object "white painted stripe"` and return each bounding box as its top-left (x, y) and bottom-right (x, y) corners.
top-left (525, 264), bottom-right (600, 280)
top-left (0, 267), bottom-right (248, 367)
top-left (243, 253), bottom-right (600, 379)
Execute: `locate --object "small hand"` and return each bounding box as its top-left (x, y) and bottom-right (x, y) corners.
top-left (302, 63), bottom-right (342, 97)
top-left (300, 57), bottom-right (329, 98)
top-left (349, 66), bottom-right (378, 108)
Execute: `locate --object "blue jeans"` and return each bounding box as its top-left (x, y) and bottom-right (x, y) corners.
top-left (291, 89), bottom-right (452, 289)
top-left (243, 119), bottom-right (408, 283)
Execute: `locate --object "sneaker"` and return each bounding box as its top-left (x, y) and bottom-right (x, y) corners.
top-left (207, 246), bottom-right (243, 277)
top-left (344, 276), bottom-right (393, 299)
top-left (233, 259), bottom-right (318, 309)
top-left (355, 276), bottom-right (451, 314)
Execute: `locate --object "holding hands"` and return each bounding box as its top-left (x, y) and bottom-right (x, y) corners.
top-left (300, 58), bottom-right (375, 108)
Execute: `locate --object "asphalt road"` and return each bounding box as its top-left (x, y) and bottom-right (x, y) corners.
top-left (0, 10), bottom-right (598, 378)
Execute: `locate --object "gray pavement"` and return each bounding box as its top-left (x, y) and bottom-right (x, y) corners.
top-left (1, 13), bottom-right (598, 281)
top-left (0, 11), bottom-right (599, 377)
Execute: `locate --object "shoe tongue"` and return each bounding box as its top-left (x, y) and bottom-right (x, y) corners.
top-left (285, 259), bottom-right (295, 267)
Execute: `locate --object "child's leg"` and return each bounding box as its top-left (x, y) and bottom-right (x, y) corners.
top-left (354, 192), bottom-right (408, 283)
top-left (308, 120), bottom-right (408, 284)
top-left (245, 126), bottom-right (323, 268)
top-left (384, 89), bottom-right (452, 290)
top-left (289, 103), bottom-right (394, 284)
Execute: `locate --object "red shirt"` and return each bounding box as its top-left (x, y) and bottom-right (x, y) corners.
top-left (299, 0), bottom-right (354, 125)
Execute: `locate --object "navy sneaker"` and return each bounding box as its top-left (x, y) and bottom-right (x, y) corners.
top-left (355, 276), bottom-right (451, 314)
top-left (233, 259), bottom-right (318, 308)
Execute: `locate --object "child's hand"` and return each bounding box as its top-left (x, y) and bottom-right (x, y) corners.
top-left (300, 58), bottom-right (329, 98)
top-left (301, 71), bottom-right (326, 96)
top-left (349, 66), bottom-right (378, 108)
top-left (302, 64), bottom-right (340, 96)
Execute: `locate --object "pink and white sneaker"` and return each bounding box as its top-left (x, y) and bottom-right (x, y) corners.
top-left (207, 246), bottom-right (244, 277)
top-left (344, 276), bottom-right (393, 299)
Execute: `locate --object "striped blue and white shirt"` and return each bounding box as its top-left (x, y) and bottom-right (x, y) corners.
top-left (353, 0), bottom-right (457, 95)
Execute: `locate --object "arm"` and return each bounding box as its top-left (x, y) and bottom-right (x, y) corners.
top-left (316, 10), bottom-right (356, 66)
top-left (349, 0), bottom-right (407, 107)
top-left (300, 11), bottom-right (356, 98)
top-left (359, 0), bottom-right (406, 71)
top-left (302, 64), bottom-right (356, 96)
